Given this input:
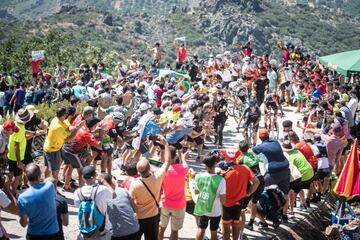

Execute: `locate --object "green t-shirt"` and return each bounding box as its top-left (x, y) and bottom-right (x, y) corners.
top-left (288, 150), bottom-right (314, 182)
top-left (242, 153), bottom-right (260, 168)
top-left (8, 122), bottom-right (27, 161)
top-left (194, 174), bottom-right (223, 216)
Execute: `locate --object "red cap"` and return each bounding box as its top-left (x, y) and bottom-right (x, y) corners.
top-left (3, 120), bottom-right (19, 133)
top-left (259, 128), bottom-right (269, 139)
top-left (173, 105), bottom-right (181, 112)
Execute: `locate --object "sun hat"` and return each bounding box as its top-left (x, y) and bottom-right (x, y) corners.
top-left (25, 105), bottom-right (39, 114)
top-left (15, 108), bottom-right (33, 124)
top-left (3, 120), bottom-right (19, 133)
top-left (282, 140), bottom-right (295, 152)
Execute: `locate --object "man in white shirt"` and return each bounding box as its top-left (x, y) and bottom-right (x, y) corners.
top-left (347, 90), bottom-right (358, 120)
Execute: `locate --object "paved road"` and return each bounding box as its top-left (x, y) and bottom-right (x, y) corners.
top-left (2, 106), bottom-right (316, 240)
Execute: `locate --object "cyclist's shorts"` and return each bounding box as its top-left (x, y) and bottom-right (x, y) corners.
top-left (244, 118), bottom-right (259, 132)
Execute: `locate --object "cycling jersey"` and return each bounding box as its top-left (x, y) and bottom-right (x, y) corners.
top-left (264, 94), bottom-right (279, 110)
top-left (243, 106), bottom-right (261, 122)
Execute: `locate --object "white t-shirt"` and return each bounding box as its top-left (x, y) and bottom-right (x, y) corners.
top-left (195, 173), bottom-right (226, 217)
top-left (74, 184), bottom-right (113, 230)
top-left (0, 190), bottom-right (11, 237)
top-left (347, 97), bottom-right (358, 118)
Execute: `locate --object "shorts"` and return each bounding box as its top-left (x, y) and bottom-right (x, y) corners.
top-left (316, 168), bottom-right (331, 180)
top-left (280, 81), bottom-right (291, 91)
top-left (198, 216), bottom-right (221, 231)
top-left (289, 178), bottom-right (302, 193)
top-left (222, 204), bottom-right (244, 224)
top-left (244, 119), bottom-right (260, 132)
top-left (264, 168), bottom-right (290, 194)
top-left (8, 160), bottom-right (23, 177)
top-left (222, 81), bottom-right (230, 89)
top-left (176, 61), bottom-right (184, 70)
top-left (187, 136), bottom-right (204, 145)
top-left (186, 200), bottom-right (195, 215)
top-left (91, 146), bottom-right (102, 160)
top-left (170, 140), bottom-right (183, 150)
top-left (61, 147), bottom-right (85, 169)
top-left (297, 177), bottom-right (314, 193)
top-left (32, 72), bottom-right (38, 78)
top-left (251, 176), bottom-right (265, 204)
top-left (264, 104), bottom-right (278, 114)
top-left (160, 207), bottom-right (185, 231)
top-left (44, 150), bottom-right (62, 171)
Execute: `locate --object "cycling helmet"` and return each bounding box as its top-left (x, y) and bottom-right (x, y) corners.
top-left (249, 99), bottom-right (257, 107)
top-left (111, 112), bottom-right (125, 122)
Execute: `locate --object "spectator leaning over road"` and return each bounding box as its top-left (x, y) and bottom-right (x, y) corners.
top-left (194, 155), bottom-right (226, 240)
top-left (74, 166), bottom-right (114, 240)
top-left (7, 108), bottom-right (32, 194)
top-left (18, 163), bottom-right (62, 240)
top-left (129, 135), bottom-right (171, 240)
top-left (250, 129), bottom-right (290, 222)
top-left (43, 107), bottom-right (84, 183)
top-left (282, 140), bottom-right (314, 211)
top-left (159, 146), bottom-right (189, 240)
top-left (107, 173), bottom-right (140, 240)
top-left (221, 155), bottom-right (260, 240)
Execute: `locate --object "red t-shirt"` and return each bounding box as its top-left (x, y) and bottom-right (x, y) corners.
top-left (224, 164), bottom-right (255, 207)
top-left (120, 175), bottom-right (139, 190)
top-left (177, 47), bottom-right (187, 62)
top-left (70, 127), bottom-right (99, 153)
top-left (282, 49), bottom-right (290, 63)
top-left (31, 60), bottom-right (42, 74)
top-left (295, 140), bottom-right (318, 168)
top-left (317, 84), bottom-right (326, 94)
top-left (153, 88), bottom-right (166, 107)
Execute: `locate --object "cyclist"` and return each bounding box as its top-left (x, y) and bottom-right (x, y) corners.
top-left (263, 92), bottom-right (284, 131)
top-left (238, 99), bottom-right (261, 144)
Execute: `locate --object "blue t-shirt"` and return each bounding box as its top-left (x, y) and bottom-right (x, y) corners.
top-left (18, 181), bottom-right (59, 235)
top-left (252, 139), bottom-right (289, 173)
top-left (14, 88), bottom-right (25, 106)
top-left (142, 120), bottom-right (162, 140)
top-left (166, 127), bottom-right (192, 144)
top-left (4, 89), bottom-right (14, 106)
top-left (72, 85), bottom-right (85, 98)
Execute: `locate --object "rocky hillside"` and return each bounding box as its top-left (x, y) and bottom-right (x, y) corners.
top-left (0, 0), bottom-right (359, 66)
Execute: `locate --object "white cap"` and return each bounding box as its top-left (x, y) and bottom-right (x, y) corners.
top-left (139, 102), bottom-right (149, 111)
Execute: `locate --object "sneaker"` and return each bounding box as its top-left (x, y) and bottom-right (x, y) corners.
top-left (258, 221), bottom-right (268, 229)
top-left (273, 220), bottom-right (280, 229)
top-left (305, 199), bottom-right (311, 207)
top-left (281, 214), bottom-right (288, 223)
top-left (245, 222), bottom-right (254, 231)
top-left (299, 204), bottom-right (307, 211)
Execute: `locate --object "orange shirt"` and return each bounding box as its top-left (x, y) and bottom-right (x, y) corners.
top-left (223, 164), bottom-right (255, 207)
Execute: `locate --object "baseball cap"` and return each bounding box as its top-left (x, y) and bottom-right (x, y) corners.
top-left (3, 120), bottom-right (19, 133)
top-left (153, 107), bottom-right (162, 116)
top-left (172, 97), bottom-right (182, 104)
top-left (259, 129), bottom-right (269, 139)
top-left (82, 166), bottom-right (96, 179)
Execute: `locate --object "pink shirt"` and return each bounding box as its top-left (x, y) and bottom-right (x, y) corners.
top-left (161, 163), bottom-right (188, 209)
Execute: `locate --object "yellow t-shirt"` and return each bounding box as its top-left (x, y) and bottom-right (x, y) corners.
top-left (7, 123), bottom-right (26, 161)
top-left (43, 117), bottom-right (71, 153)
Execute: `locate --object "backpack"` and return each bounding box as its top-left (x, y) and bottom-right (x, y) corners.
top-left (77, 185), bottom-right (105, 237)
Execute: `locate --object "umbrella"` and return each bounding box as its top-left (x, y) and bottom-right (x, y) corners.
top-left (334, 138), bottom-right (360, 197)
top-left (319, 49), bottom-right (360, 77)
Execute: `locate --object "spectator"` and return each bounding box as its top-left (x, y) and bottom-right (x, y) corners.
top-left (11, 82), bottom-right (26, 113)
top-left (129, 136), bottom-right (171, 240)
top-left (74, 166), bottom-right (114, 239)
top-left (194, 156), bottom-right (226, 240)
top-left (18, 163), bottom-right (62, 240)
top-left (8, 108), bottom-right (32, 194)
top-left (107, 175), bottom-right (140, 240)
top-left (158, 146), bottom-right (188, 240)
